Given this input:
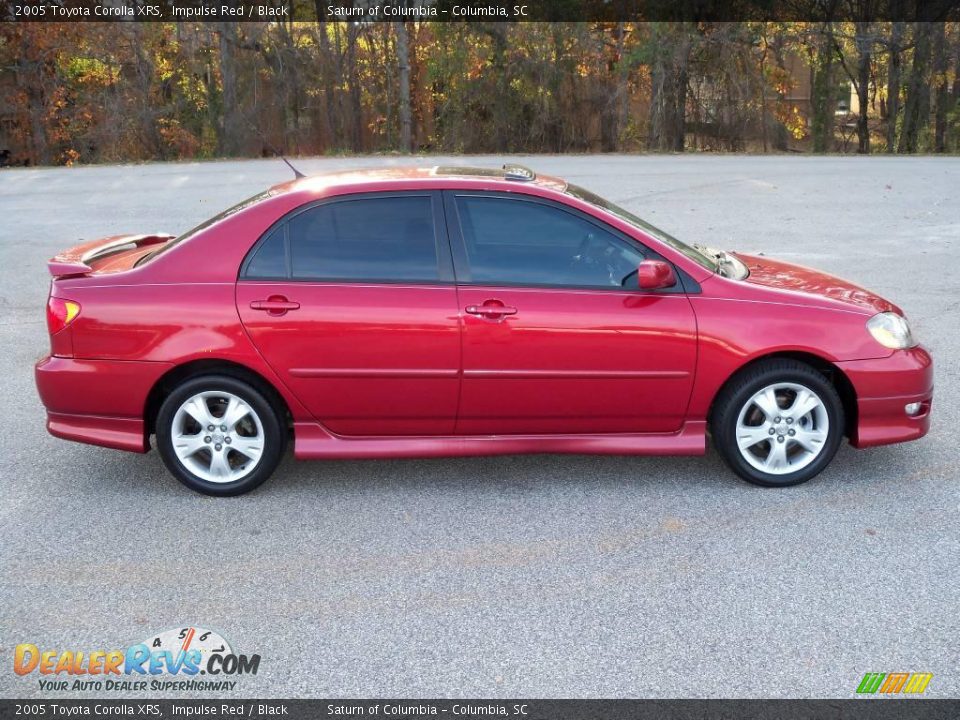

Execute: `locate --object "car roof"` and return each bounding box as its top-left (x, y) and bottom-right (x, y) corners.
top-left (272, 165), bottom-right (568, 196)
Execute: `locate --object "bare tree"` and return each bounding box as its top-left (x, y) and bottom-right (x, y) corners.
top-left (217, 22), bottom-right (242, 156)
top-left (648, 22), bottom-right (692, 152)
top-left (395, 21), bottom-right (413, 152)
top-left (810, 23), bottom-right (838, 152)
top-left (833, 17), bottom-right (876, 154)
top-left (932, 21), bottom-right (949, 152)
top-left (885, 20), bottom-right (905, 152)
top-left (899, 22), bottom-right (933, 153)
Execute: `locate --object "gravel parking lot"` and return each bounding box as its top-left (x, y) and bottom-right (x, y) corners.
top-left (1, 155), bottom-right (958, 699)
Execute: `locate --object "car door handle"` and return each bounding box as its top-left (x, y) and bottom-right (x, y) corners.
top-left (250, 296), bottom-right (300, 315)
top-left (465, 302), bottom-right (517, 318)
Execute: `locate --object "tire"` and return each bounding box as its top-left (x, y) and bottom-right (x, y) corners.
top-left (156, 375), bottom-right (285, 496)
top-left (711, 359), bottom-right (844, 488)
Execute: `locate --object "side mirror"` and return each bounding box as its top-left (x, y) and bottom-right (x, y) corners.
top-left (637, 260), bottom-right (677, 290)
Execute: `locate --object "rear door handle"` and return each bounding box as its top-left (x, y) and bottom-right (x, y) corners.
top-left (465, 302), bottom-right (517, 319)
top-left (250, 296), bottom-right (300, 315)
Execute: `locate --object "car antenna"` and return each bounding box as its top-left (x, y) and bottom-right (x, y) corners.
top-left (245, 119), bottom-right (306, 179)
top-left (280, 156), bottom-right (306, 180)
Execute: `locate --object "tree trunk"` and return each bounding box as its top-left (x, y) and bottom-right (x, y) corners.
top-left (770, 31), bottom-right (790, 151)
top-left (313, 4), bottom-right (336, 150)
top-left (898, 22), bottom-right (932, 153)
top-left (811, 24), bottom-right (836, 153)
top-left (886, 21), bottom-right (904, 153)
top-left (854, 22), bottom-right (872, 154)
top-left (130, 25), bottom-right (163, 158)
top-left (616, 23), bottom-right (630, 148)
top-left (673, 57), bottom-right (688, 151)
top-left (16, 57), bottom-right (50, 165)
top-left (544, 26), bottom-right (565, 152)
top-left (932, 22), bottom-right (948, 153)
top-left (648, 23), bottom-right (690, 152)
top-left (758, 32), bottom-right (769, 153)
top-left (484, 24), bottom-right (511, 152)
top-left (395, 21), bottom-right (412, 153)
top-left (600, 23), bottom-right (628, 152)
top-left (344, 23), bottom-right (363, 152)
top-left (217, 22), bottom-right (241, 156)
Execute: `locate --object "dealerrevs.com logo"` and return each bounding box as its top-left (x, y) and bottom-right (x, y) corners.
top-left (13, 627), bottom-right (260, 692)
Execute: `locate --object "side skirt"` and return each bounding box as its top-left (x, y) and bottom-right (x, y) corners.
top-left (293, 421), bottom-right (707, 460)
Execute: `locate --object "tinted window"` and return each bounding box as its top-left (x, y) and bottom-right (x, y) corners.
top-left (455, 196), bottom-right (644, 288)
top-left (245, 226), bottom-right (287, 278)
top-left (289, 196), bottom-right (438, 281)
top-left (138, 188), bottom-right (279, 267)
top-left (565, 183), bottom-right (719, 272)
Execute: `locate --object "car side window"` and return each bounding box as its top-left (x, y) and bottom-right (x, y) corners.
top-left (245, 195), bottom-right (440, 282)
top-left (454, 196), bottom-right (645, 288)
top-left (245, 226), bottom-right (287, 279)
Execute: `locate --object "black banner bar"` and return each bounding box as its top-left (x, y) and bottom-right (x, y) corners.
top-left (1, 0), bottom-right (959, 23)
top-left (3, 700), bottom-right (960, 720)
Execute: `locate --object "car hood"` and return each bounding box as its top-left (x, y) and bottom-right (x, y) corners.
top-left (733, 253), bottom-right (900, 315)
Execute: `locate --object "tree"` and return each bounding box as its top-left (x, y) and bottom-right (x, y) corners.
top-left (647, 22), bottom-right (693, 151)
top-left (810, 23), bottom-right (838, 152)
top-left (932, 21), bottom-right (950, 152)
top-left (395, 21), bottom-right (413, 152)
top-left (899, 22), bottom-right (933, 152)
top-left (217, 22), bottom-right (242, 156)
top-left (885, 20), bottom-right (905, 152)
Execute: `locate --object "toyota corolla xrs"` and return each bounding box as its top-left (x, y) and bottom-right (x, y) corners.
top-left (35, 165), bottom-right (933, 495)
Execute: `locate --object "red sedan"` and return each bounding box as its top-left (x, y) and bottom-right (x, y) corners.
top-left (35, 165), bottom-right (933, 495)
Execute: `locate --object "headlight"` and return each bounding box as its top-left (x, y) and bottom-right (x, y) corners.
top-left (866, 312), bottom-right (916, 349)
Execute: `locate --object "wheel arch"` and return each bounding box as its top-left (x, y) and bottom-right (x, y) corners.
top-left (144, 359), bottom-right (293, 439)
top-left (709, 350), bottom-right (858, 438)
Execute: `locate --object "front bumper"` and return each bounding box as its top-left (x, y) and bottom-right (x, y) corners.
top-left (837, 346), bottom-right (933, 448)
top-left (35, 355), bottom-right (172, 453)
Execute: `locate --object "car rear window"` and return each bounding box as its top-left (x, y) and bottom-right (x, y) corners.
top-left (137, 188), bottom-right (279, 267)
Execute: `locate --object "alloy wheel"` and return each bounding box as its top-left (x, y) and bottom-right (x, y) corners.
top-left (734, 382), bottom-right (830, 475)
top-left (171, 391), bottom-right (265, 483)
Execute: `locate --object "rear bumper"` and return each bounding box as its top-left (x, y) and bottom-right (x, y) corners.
top-left (838, 346), bottom-right (933, 449)
top-left (46, 412), bottom-right (148, 453)
top-left (35, 355), bottom-right (172, 453)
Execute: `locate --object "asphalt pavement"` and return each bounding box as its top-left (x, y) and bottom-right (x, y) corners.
top-left (1, 155), bottom-right (958, 699)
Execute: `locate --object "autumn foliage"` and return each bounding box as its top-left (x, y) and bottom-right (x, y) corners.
top-left (0, 21), bottom-right (958, 166)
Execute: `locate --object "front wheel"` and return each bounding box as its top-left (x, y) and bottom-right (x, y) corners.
top-left (712, 359), bottom-right (844, 487)
top-left (156, 375), bottom-right (285, 496)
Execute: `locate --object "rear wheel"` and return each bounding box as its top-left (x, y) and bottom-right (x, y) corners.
top-left (712, 359), bottom-right (844, 487)
top-left (156, 375), bottom-right (284, 496)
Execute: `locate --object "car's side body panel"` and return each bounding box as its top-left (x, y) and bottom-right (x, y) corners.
top-left (681, 273), bottom-right (896, 419)
top-left (237, 282), bottom-right (462, 435)
top-left (38, 282), bottom-right (316, 439)
top-left (454, 286), bottom-right (698, 434)
top-left (35, 168), bottom-right (933, 465)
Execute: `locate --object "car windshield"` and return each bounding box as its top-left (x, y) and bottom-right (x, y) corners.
top-left (135, 188), bottom-right (279, 266)
top-left (566, 184), bottom-right (720, 273)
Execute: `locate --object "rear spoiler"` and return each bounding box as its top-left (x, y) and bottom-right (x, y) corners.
top-left (48, 234), bottom-right (174, 278)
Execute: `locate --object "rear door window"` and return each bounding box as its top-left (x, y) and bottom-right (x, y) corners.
top-left (244, 195), bottom-right (441, 282)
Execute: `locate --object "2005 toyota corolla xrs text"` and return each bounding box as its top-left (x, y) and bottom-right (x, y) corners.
top-left (35, 165), bottom-right (933, 495)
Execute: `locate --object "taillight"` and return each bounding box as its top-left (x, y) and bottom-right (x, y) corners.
top-left (47, 296), bottom-right (81, 335)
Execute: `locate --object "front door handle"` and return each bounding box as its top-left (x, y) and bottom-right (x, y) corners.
top-left (465, 301), bottom-right (517, 319)
top-left (250, 296), bottom-right (300, 316)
